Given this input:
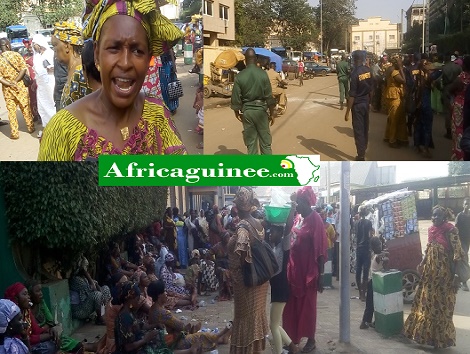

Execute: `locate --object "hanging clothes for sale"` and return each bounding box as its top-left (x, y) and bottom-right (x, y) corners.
top-left (159, 50), bottom-right (181, 114)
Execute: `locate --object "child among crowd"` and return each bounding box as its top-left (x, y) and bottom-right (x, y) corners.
top-left (360, 236), bottom-right (389, 329)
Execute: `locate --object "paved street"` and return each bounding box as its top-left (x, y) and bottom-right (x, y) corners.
top-left (0, 57), bottom-right (201, 160)
top-left (204, 74), bottom-right (453, 161)
top-left (73, 219), bottom-right (470, 354)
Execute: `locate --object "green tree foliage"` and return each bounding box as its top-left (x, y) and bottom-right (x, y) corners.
top-left (32, 0), bottom-right (83, 28)
top-left (402, 23), bottom-right (423, 53)
top-left (234, 0), bottom-right (274, 47)
top-left (0, 162), bottom-right (167, 275)
top-left (272, 0), bottom-right (317, 50)
top-left (313, 0), bottom-right (356, 53)
top-left (180, 0), bottom-right (202, 23)
top-left (0, 0), bottom-right (22, 31)
top-left (448, 161), bottom-right (470, 176)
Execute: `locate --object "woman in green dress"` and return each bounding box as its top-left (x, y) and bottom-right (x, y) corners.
top-left (26, 280), bottom-right (95, 352)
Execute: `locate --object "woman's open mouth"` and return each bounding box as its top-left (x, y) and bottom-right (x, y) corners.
top-left (113, 77), bottom-right (136, 94)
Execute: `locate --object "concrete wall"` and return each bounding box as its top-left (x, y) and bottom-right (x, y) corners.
top-left (41, 280), bottom-right (76, 336)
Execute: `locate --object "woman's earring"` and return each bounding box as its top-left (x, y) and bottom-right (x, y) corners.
top-left (96, 63), bottom-right (100, 72)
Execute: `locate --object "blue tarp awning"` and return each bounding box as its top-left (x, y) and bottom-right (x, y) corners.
top-left (242, 47), bottom-right (283, 73)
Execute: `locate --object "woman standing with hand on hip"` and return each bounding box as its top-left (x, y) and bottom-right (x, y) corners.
top-left (283, 187), bottom-right (328, 353)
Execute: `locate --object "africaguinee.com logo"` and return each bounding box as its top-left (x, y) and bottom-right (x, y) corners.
top-left (98, 155), bottom-right (321, 187)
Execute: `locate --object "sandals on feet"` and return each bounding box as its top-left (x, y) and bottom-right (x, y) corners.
top-left (301, 341), bottom-right (316, 353)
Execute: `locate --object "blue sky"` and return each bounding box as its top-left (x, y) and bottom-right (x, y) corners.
top-left (308, 0), bottom-right (420, 26)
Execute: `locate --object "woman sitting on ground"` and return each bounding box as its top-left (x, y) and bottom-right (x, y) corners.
top-left (159, 253), bottom-right (197, 306)
top-left (0, 299), bottom-right (29, 354)
top-left (147, 280), bottom-right (232, 351)
top-left (96, 272), bottom-right (129, 354)
top-left (114, 281), bottom-right (200, 354)
top-left (210, 231), bottom-right (232, 301)
top-left (27, 280), bottom-right (93, 352)
top-left (4, 283), bottom-right (57, 354)
top-left (106, 242), bottom-right (139, 279)
top-left (69, 256), bottom-right (111, 324)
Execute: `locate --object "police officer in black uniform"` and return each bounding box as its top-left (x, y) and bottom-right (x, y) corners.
top-left (344, 50), bottom-right (373, 161)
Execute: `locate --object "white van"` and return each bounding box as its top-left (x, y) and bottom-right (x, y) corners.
top-left (291, 50), bottom-right (302, 62)
top-left (35, 29), bottom-right (52, 44)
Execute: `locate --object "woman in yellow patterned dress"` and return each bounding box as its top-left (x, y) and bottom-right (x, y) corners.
top-left (38, 0), bottom-right (186, 160)
top-left (51, 21), bottom-right (92, 109)
top-left (403, 205), bottom-right (465, 348)
top-left (383, 55), bottom-right (408, 148)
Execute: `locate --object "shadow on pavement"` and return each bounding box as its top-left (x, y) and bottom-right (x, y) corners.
top-left (334, 125), bottom-right (354, 138)
top-left (297, 135), bottom-right (355, 160)
top-left (213, 145), bottom-right (245, 155)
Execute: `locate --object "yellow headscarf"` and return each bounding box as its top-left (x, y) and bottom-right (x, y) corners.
top-left (82, 0), bottom-right (183, 57)
top-left (53, 21), bottom-right (84, 46)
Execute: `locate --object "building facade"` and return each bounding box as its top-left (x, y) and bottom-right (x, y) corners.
top-left (406, 3), bottom-right (425, 31)
top-left (203, 0), bottom-right (235, 46)
top-left (351, 17), bottom-right (402, 56)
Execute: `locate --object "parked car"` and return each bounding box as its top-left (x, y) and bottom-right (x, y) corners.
top-left (282, 59), bottom-right (298, 78)
top-left (304, 61), bottom-right (331, 77)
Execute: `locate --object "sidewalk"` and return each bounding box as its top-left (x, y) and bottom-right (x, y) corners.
top-left (71, 272), bottom-right (449, 354)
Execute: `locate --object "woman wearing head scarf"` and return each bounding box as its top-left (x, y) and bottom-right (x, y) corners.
top-left (403, 206), bottom-right (465, 348)
top-left (0, 299), bottom-right (29, 354)
top-left (37, 0), bottom-right (186, 161)
top-left (147, 280), bottom-right (232, 351)
top-left (51, 21), bottom-right (92, 109)
top-left (228, 187), bottom-right (269, 354)
top-left (159, 253), bottom-right (196, 306)
top-left (283, 187), bottom-right (328, 353)
top-left (4, 282), bottom-right (57, 354)
top-left (26, 280), bottom-right (88, 353)
top-left (31, 33), bottom-right (55, 138)
top-left (383, 55), bottom-right (408, 149)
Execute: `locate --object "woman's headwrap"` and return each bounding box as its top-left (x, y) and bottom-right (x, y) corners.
top-left (0, 299), bottom-right (21, 334)
top-left (82, 0), bottom-right (183, 57)
top-left (31, 34), bottom-right (50, 50)
top-left (164, 253), bottom-right (175, 263)
top-left (115, 281), bottom-right (141, 305)
top-left (53, 21), bottom-right (84, 46)
top-left (296, 186), bottom-right (317, 206)
top-left (233, 187), bottom-right (256, 212)
top-left (4, 283), bottom-right (26, 304)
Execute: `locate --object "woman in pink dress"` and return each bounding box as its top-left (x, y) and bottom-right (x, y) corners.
top-left (283, 187), bottom-right (328, 353)
top-left (450, 56), bottom-right (470, 160)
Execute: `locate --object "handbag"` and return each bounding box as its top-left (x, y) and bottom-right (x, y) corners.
top-left (444, 230), bottom-right (470, 283)
top-left (238, 221), bottom-right (279, 287)
top-left (167, 80), bottom-right (183, 100)
top-left (0, 53), bottom-right (33, 87)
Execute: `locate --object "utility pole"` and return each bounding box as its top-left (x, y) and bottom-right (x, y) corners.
top-left (320, 0), bottom-right (323, 59)
top-left (422, 0), bottom-right (426, 53)
top-left (339, 161), bottom-right (351, 343)
top-left (401, 9), bottom-right (404, 49)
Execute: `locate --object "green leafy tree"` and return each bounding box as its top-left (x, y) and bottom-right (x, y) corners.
top-left (403, 23), bottom-right (423, 53)
top-left (0, 162), bottom-right (167, 278)
top-left (32, 0), bottom-right (83, 28)
top-left (180, 0), bottom-right (202, 23)
top-left (448, 161), bottom-right (470, 176)
top-left (234, 0), bottom-right (274, 47)
top-left (272, 0), bottom-right (317, 50)
top-left (0, 0), bottom-right (22, 31)
top-left (313, 0), bottom-right (356, 53)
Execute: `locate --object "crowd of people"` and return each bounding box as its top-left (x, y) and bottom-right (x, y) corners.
top-left (339, 50), bottom-right (470, 161)
top-left (0, 0), bottom-right (206, 160)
